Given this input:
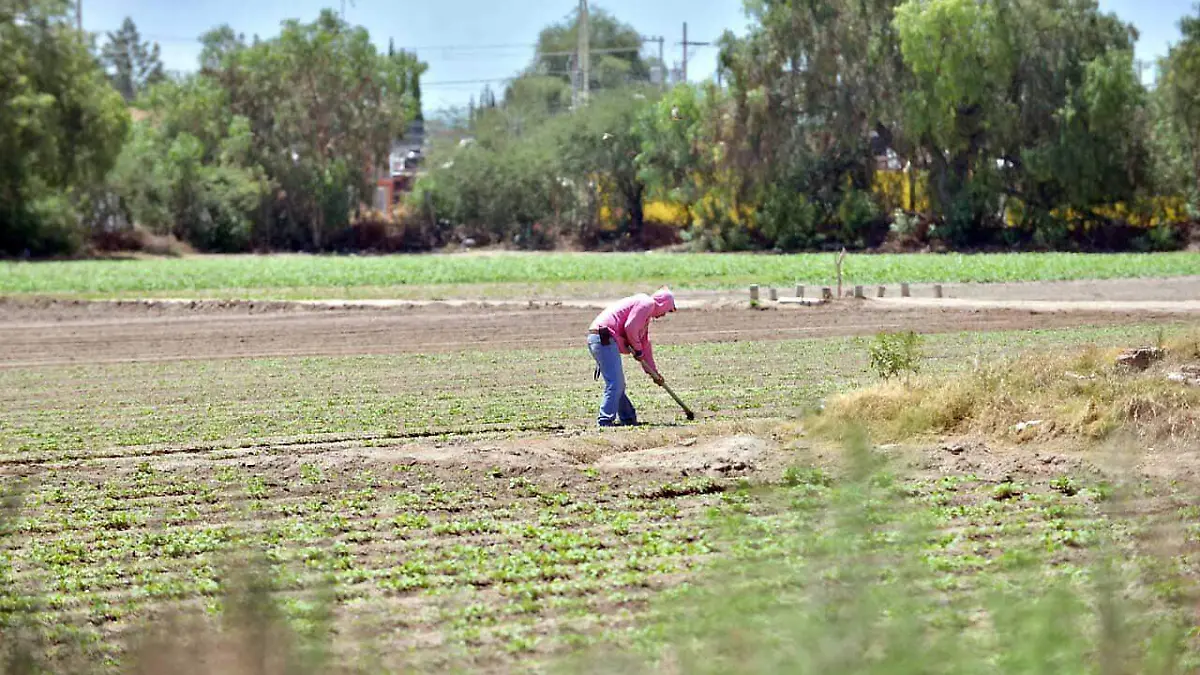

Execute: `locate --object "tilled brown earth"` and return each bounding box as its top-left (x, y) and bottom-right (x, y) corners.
top-left (3, 296), bottom-right (1198, 672)
top-left (0, 298), bottom-right (1180, 367)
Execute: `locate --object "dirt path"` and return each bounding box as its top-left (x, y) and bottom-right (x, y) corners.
top-left (872, 298), bottom-right (1200, 313)
top-left (0, 297), bottom-right (1184, 367)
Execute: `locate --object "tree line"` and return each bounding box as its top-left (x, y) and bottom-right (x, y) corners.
top-left (1, 0), bottom-right (424, 257)
top-left (421, 0), bottom-right (1200, 253)
top-left (5, 0), bottom-right (1200, 257)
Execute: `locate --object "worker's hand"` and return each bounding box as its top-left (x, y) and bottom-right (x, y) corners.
top-left (650, 372), bottom-right (665, 387)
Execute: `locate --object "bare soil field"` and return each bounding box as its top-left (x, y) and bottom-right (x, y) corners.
top-left (0, 296), bottom-right (1189, 367)
top-left (3, 281), bottom-right (1200, 672)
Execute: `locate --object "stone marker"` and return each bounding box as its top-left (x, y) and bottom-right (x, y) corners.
top-left (821, 287), bottom-right (833, 301)
top-left (750, 284), bottom-right (759, 302)
top-left (768, 287), bottom-right (778, 302)
top-left (877, 286), bottom-right (886, 298)
top-left (901, 283), bottom-right (911, 298)
top-left (854, 285), bottom-right (864, 299)
top-left (933, 284), bottom-right (943, 298)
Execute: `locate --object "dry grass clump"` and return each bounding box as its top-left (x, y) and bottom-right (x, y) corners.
top-left (816, 330), bottom-right (1200, 444)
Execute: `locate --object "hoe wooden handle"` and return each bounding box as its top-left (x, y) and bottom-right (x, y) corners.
top-left (659, 381), bottom-right (696, 421)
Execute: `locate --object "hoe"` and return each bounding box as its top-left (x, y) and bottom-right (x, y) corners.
top-left (658, 380), bottom-right (696, 421)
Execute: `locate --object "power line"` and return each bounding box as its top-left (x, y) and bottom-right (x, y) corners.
top-left (424, 71), bottom-right (578, 87)
top-left (423, 77), bottom-right (517, 87)
top-left (540, 46), bottom-right (642, 58)
top-left (429, 46), bottom-right (644, 63)
top-left (96, 32), bottom-right (665, 57)
top-left (397, 42), bottom-right (538, 51)
top-left (99, 30), bottom-right (547, 52)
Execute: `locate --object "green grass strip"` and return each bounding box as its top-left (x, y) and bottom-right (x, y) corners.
top-left (1, 252), bottom-right (1197, 297)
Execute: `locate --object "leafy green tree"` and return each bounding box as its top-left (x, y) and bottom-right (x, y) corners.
top-left (894, 0), bottom-right (1144, 245)
top-left (177, 11), bottom-right (424, 250)
top-left (421, 0), bottom-right (1179, 253)
top-left (1155, 5), bottom-right (1200, 203)
top-left (557, 87), bottom-right (656, 241)
top-left (418, 125), bottom-right (566, 248)
top-left (109, 77), bottom-right (268, 251)
top-left (635, 83), bottom-right (753, 248)
top-left (411, 67), bottom-right (424, 121)
top-left (0, 0), bottom-right (129, 255)
top-left (100, 17), bottom-right (165, 103)
top-left (529, 6), bottom-right (651, 92)
top-left (893, 0), bottom-right (1012, 242)
top-left (715, 0), bottom-right (907, 248)
top-left (109, 11), bottom-right (426, 252)
top-left (503, 76), bottom-right (572, 124)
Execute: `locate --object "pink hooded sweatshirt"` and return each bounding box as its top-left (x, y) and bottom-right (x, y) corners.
top-left (589, 288), bottom-right (676, 375)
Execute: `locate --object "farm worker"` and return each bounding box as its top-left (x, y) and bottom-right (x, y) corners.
top-left (587, 287), bottom-right (676, 427)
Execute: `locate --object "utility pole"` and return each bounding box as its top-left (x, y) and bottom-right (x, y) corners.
top-left (579, 0), bottom-right (590, 105)
top-left (679, 22), bottom-right (711, 84)
top-left (657, 36), bottom-right (665, 88)
top-left (76, 0), bottom-right (81, 31)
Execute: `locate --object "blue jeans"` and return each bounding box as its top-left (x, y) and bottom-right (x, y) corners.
top-left (587, 333), bottom-right (636, 426)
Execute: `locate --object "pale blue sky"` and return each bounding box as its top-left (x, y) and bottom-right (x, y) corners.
top-left (81, 0), bottom-right (1196, 114)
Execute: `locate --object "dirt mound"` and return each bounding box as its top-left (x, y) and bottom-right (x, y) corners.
top-left (594, 435), bottom-right (774, 478)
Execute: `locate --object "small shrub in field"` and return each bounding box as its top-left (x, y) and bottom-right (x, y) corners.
top-left (867, 331), bottom-right (924, 381)
top-left (992, 482), bottom-right (1024, 501)
top-left (1050, 476), bottom-right (1079, 496)
top-left (782, 466), bottom-right (834, 488)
